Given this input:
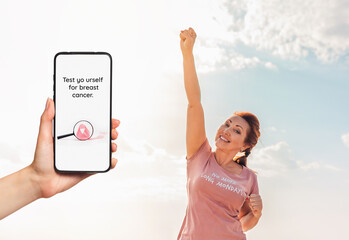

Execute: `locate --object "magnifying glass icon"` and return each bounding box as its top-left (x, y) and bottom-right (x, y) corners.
top-left (57, 120), bottom-right (94, 141)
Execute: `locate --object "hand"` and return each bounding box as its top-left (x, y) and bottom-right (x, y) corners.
top-left (179, 27), bottom-right (197, 57)
top-left (247, 194), bottom-right (263, 217)
top-left (29, 98), bottom-right (120, 198)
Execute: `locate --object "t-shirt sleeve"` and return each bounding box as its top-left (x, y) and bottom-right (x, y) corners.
top-left (185, 137), bottom-right (211, 162)
top-left (250, 174), bottom-right (259, 195)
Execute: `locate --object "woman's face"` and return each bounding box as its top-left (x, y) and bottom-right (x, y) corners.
top-left (215, 115), bottom-right (251, 153)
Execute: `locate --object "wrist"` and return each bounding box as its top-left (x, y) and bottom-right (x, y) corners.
top-left (182, 52), bottom-right (194, 59)
top-left (24, 165), bottom-right (43, 199)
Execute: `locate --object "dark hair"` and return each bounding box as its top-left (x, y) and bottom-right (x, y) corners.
top-left (233, 111), bottom-right (261, 170)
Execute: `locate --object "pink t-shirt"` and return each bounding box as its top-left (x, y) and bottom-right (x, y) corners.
top-left (177, 138), bottom-right (259, 240)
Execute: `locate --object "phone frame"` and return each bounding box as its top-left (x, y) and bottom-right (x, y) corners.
top-left (53, 51), bottom-right (112, 173)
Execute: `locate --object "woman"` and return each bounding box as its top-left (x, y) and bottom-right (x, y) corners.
top-left (0, 98), bottom-right (120, 220)
top-left (178, 28), bottom-right (263, 240)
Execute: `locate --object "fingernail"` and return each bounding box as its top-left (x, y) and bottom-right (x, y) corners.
top-left (45, 97), bottom-right (50, 110)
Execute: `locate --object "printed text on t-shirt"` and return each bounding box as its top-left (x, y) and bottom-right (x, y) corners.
top-left (200, 172), bottom-right (245, 196)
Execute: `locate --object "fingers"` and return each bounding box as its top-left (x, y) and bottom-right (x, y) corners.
top-left (180, 28), bottom-right (195, 40)
top-left (248, 194), bottom-right (263, 211)
top-left (182, 29), bottom-right (191, 39)
top-left (249, 201), bottom-right (262, 208)
top-left (112, 142), bottom-right (117, 152)
top-left (112, 129), bottom-right (118, 140)
top-left (189, 27), bottom-right (196, 38)
top-left (111, 158), bottom-right (118, 169)
top-left (180, 28), bottom-right (196, 37)
top-left (111, 118), bottom-right (119, 153)
top-left (249, 194), bottom-right (262, 202)
top-left (112, 119), bottom-right (119, 140)
top-left (112, 118), bottom-right (120, 128)
top-left (250, 194), bottom-right (260, 197)
top-left (180, 31), bottom-right (186, 41)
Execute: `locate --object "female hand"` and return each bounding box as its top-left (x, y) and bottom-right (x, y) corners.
top-left (248, 194), bottom-right (263, 217)
top-left (180, 27), bottom-right (197, 57)
top-left (30, 98), bottom-right (120, 198)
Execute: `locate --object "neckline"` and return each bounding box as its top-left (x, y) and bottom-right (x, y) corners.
top-left (212, 152), bottom-right (246, 177)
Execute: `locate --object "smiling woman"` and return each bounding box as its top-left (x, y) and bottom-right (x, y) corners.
top-left (177, 27), bottom-right (263, 240)
top-left (222, 111), bottom-right (261, 167)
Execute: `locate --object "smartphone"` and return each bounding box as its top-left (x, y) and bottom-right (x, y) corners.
top-left (53, 52), bottom-right (112, 172)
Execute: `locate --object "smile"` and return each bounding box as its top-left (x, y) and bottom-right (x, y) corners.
top-left (219, 135), bottom-right (230, 143)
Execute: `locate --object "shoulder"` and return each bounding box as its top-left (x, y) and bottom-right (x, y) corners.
top-left (244, 166), bottom-right (258, 176)
top-left (186, 137), bottom-right (212, 162)
top-left (244, 167), bottom-right (259, 185)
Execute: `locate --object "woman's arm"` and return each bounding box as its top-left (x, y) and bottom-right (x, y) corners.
top-left (180, 28), bottom-right (206, 159)
top-left (0, 166), bottom-right (40, 220)
top-left (238, 194), bottom-right (263, 231)
top-left (240, 210), bottom-right (262, 232)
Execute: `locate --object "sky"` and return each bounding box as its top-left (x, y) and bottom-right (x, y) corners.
top-left (0, 0), bottom-right (348, 239)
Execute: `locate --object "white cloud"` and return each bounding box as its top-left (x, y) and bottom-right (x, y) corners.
top-left (296, 160), bottom-right (320, 170)
top-left (223, 0), bottom-right (349, 63)
top-left (296, 161), bottom-right (342, 172)
top-left (194, 37), bottom-right (278, 72)
top-left (191, 0), bottom-right (349, 72)
top-left (230, 53), bottom-right (278, 71)
top-left (263, 126), bottom-right (287, 133)
top-left (248, 141), bottom-right (342, 177)
top-left (112, 135), bottom-right (187, 201)
top-left (341, 132), bottom-right (349, 148)
top-left (323, 164), bottom-right (341, 171)
top-left (248, 141), bottom-right (297, 177)
top-left (265, 61), bottom-right (277, 70)
top-left (193, 0), bottom-right (349, 71)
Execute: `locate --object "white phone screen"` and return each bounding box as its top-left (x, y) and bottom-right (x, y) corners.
top-left (54, 52), bottom-right (112, 172)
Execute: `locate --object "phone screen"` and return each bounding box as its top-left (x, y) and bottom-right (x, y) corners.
top-left (54, 52), bottom-right (112, 172)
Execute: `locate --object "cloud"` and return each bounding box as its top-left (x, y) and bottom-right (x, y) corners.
top-left (323, 164), bottom-right (341, 171)
top-left (263, 126), bottom-right (287, 133)
top-left (195, 38), bottom-right (278, 72)
top-left (193, 0), bottom-right (349, 72)
top-left (296, 161), bottom-right (342, 172)
top-left (194, 0), bottom-right (349, 72)
top-left (341, 132), bottom-right (349, 148)
top-left (248, 141), bottom-right (342, 177)
top-left (248, 141), bottom-right (297, 177)
top-left (229, 53), bottom-right (278, 71)
top-left (223, 0), bottom-right (349, 63)
top-left (264, 61), bottom-right (277, 70)
top-left (112, 135), bottom-right (187, 201)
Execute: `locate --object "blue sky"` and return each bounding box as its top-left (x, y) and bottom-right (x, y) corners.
top-left (0, 0), bottom-right (348, 239)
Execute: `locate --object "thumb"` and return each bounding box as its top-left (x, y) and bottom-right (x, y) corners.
top-left (38, 98), bottom-right (55, 144)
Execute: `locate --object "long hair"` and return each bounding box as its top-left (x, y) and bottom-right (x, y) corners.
top-left (233, 111), bottom-right (261, 172)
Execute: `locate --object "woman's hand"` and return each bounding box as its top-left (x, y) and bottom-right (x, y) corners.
top-left (248, 194), bottom-right (263, 217)
top-left (30, 98), bottom-right (120, 198)
top-left (180, 27), bottom-right (197, 57)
